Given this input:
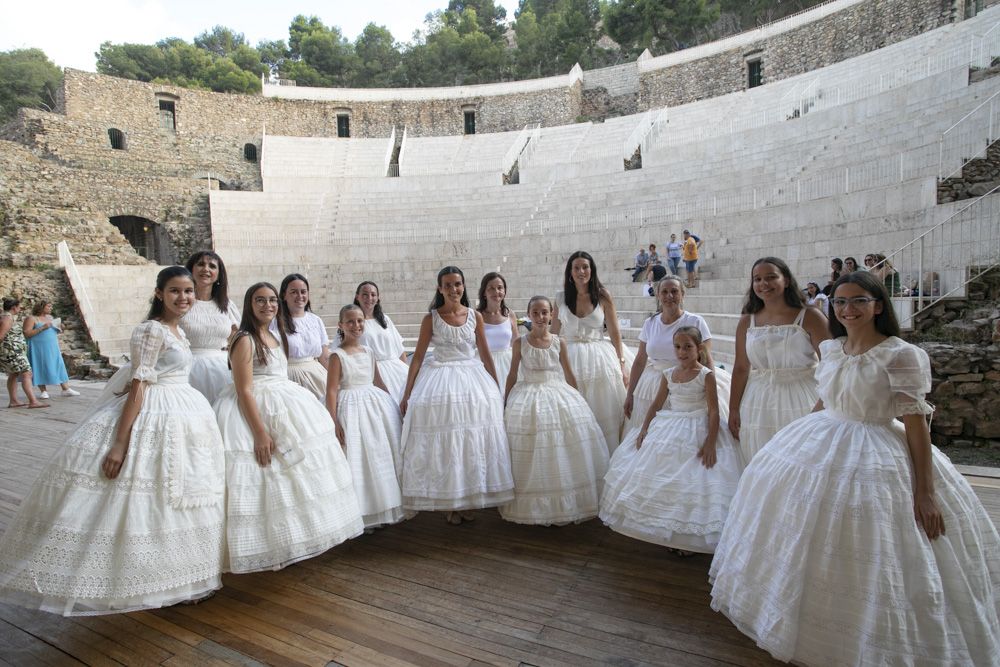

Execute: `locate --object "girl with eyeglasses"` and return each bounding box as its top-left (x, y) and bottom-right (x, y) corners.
top-left (711, 271), bottom-right (1000, 666)
top-left (214, 282), bottom-right (363, 573)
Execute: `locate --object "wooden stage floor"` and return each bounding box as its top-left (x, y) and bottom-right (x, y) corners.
top-left (1, 382), bottom-right (997, 666)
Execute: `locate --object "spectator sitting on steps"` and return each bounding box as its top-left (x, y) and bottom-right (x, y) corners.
top-left (632, 247), bottom-right (650, 282)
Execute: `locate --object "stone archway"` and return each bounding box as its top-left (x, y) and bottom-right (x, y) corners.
top-left (109, 216), bottom-right (176, 264)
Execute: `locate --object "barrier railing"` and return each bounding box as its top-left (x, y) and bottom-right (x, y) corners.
top-left (938, 88), bottom-right (1000, 179)
top-left (622, 110), bottom-right (654, 160)
top-left (501, 124), bottom-right (533, 174)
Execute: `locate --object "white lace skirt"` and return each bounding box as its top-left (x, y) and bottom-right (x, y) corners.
top-left (626, 364), bottom-right (732, 435)
top-left (215, 376), bottom-right (364, 573)
top-left (0, 382), bottom-right (226, 615)
top-left (376, 356), bottom-right (409, 404)
top-left (337, 385), bottom-right (406, 528)
top-left (286, 357), bottom-right (327, 401)
top-left (601, 408), bottom-right (742, 553)
top-left (400, 359), bottom-right (513, 511)
top-left (499, 379), bottom-right (609, 525)
top-left (710, 411), bottom-right (1000, 666)
top-left (565, 340), bottom-right (627, 454)
top-left (738, 366), bottom-right (817, 464)
top-left (188, 349), bottom-right (233, 404)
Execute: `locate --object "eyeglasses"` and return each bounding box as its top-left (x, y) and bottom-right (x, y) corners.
top-left (253, 297), bottom-right (279, 306)
top-left (832, 296), bottom-right (879, 308)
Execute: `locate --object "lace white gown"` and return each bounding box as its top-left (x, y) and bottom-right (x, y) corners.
top-left (273, 312), bottom-right (329, 401)
top-left (180, 298), bottom-right (240, 404)
top-left (558, 295), bottom-right (627, 454)
top-left (400, 309), bottom-right (514, 511)
top-left (0, 321), bottom-right (226, 615)
top-left (330, 347), bottom-right (406, 528)
top-left (738, 308), bottom-right (818, 463)
top-left (359, 314), bottom-right (408, 404)
top-left (214, 340), bottom-right (363, 573)
top-left (499, 336), bottom-right (609, 525)
top-left (626, 311), bottom-right (732, 434)
top-left (710, 337), bottom-right (1000, 666)
top-left (601, 366), bottom-right (742, 553)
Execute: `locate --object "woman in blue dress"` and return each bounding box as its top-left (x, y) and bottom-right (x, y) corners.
top-left (23, 301), bottom-right (78, 398)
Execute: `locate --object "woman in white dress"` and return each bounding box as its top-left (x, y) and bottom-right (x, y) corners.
top-left (710, 272), bottom-right (1000, 666)
top-left (552, 251), bottom-right (629, 454)
top-left (476, 272), bottom-right (519, 385)
top-left (0, 266), bottom-right (226, 615)
top-left (399, 266), bottom-right (513, 525)
top-left (500, 295), bottom-right (608, 526)
top-left (623, 276), bottom-right (731, 436)
top-left (602, 326), bottom-right (742, 555)
top-left (326, 304), bottom-right (405, 529)
top-left (728, 257), bottom-right (828, 464)
top-left (353, 281), bottom-right (409, 404)
top-left (215, 282), bottom-right (363, 573)
top-left (181, 251), bottom-right (240, 403)
top-left (273, 273), bottom-right (330, 401)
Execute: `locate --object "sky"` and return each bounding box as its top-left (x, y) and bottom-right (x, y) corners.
top-left (0, 0), bottom-right (522, 72)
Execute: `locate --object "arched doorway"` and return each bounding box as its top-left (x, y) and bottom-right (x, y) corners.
top-left (109, 216), bottom-right (175, 264)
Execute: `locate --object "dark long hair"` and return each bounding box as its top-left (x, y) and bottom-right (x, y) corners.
top-left (674, 325), bottom-right (709, 366)
top-left (234, 282), bottom-right (288, 366)
top-left (742, 257), bottom-right (805, 314)
top-left (145, 266), bottom-right (193, 321)
top-left (429, 266), bottom-right (470, 311)
top-left (828, 272), bottom-right (900, 339)
top-left (278, 273), bottom-right (311, 335)
top-left (354, 281), bottom-right (387, 329)
top-left (184, 250), bottom-right (229, 313)
top-left (3, 297), bottom-right (20, 312)
top-left (477, 272), bottom-right (510, 316)
top-left (563, 251), bottom-right (603, 315)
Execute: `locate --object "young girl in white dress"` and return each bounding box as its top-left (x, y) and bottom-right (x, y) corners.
top-left (499, 295), bottom-right (608, 526)
top-left (399, 266), bottom-right (514, 525)
top-left (354, 281), bottom-right (409, 404)
top-left (273, 273), bottom-right (330, 401)
top-left (326, 304), bottom-right (406, 529)
top-left (553, 251), bottom-right (629, 454)
top-left (181, 251), bottom-right (241, 403)
top-left (728, 257), bottom-right (828, 464)
top-left (0, 266), bottom-right (226, 615)
top-left (476, 272), bottom-right (519, 384)
top-left (215, 282), bottom-right (363, 573)
top-left (710, 272), bottom-right (1000, 666)
top-left (601, 327), bottom-right (742, 555)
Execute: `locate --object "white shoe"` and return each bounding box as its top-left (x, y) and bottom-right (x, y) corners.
top-left (61, 388), bottom-right (80, 397)
top-left (39, 391), bottom-right (49, 399)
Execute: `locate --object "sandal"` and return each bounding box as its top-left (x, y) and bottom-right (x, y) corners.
top-left (7, 402), bottom-right (27, 408)
top-left (445, 512), bottom-right (462, 525)
top-left (27, 403), bottom-right (50, 409)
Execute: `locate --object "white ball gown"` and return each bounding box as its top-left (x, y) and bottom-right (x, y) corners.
top-left (710, 337), bottom-right (1000, 666)
top-left (601, 365), bottom-right (742, 553)
top-left (557, 294), bottom-right (628, 454)
top-left (180, 298), bottom-right (240, 403)
top-left (359, 314), bottom-right (409, 404)
top-left (499, 335), bottom-right (609, 525)
top-left (400, 309), bottom-right (514, 511)
top-left (0, 321), bottom-right (226, 615)
top-left (482, 319), bottom-right (513, 385)
top-left (214, 339), bottom-right (363, 573)
top-left (625, 311), bottom-right (732, 435)
top-left (273, 311), bottom-right (329, 401)
top-left (738, 308), bottom-right (818, 463)
top-left (330, 347), bottom-right (406, 528)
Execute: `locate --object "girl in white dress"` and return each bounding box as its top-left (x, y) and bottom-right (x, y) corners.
top-left (354, 281), bottom-right (409, 403)
top-left (602, 327), bottom-right (742, 555)
top-left (326, 304), bottom-right (405, 529)
top-left (499, 295), bottom-right (608, 526)
top-left (181, 251), bottom-right (240, 403)
top-left (215, 282), bottom-right (363, 573)
top-left (273, 273), bottom-right (330, 401)
top-left (710, 272), bottom-right (1000, 666)
top-left (0, 266), bottom-right (226, 615)
top-left (399, 266), bottom-right (514, 525)
top-left (552, 251), bottom-right (629, 454)
top-left (624, 276), bottom-right (731, 435)
top-left (476, 272), bottom-right (519, 384)
top-left (728, 257), bottom-right (828, 464)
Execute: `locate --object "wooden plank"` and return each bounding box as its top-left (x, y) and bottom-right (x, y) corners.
top-left (0, 604), bottom-right (125, 666)
top-left (0, 616), bottom-right (85, 666)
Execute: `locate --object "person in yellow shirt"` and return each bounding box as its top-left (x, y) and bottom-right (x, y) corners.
top-left (682, 230), bottom-right (702, 288)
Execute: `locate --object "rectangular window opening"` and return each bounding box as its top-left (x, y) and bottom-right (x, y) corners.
top-left (158, 100), bottom-right (176, 130)
top-left (748, 60), bottom-right (763, 89)
top-left (464, 110), bottom-right (476, 135)
top-left (337, 114), bottom-right (350, 138)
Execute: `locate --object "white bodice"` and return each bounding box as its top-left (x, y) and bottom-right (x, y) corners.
top-left (360, 315), bottom-right (405, 361)
top-left (179, 299), bottom-right (240, 352)
top-left (640, 311), bottom-right (711, 369)
top-left (332, 347), bottom-right (375, 389)
top-left (130, 320), bottom-right (192, 384)
top-left (483, 319), bottom-right (513, 352)
top-left (746, 310), bottom-right (817, 380)
top-left (271, 312), bottom-right (329, 360)
top-left (816, 337), bottom-right (933, 423)
top-left (664, 366), bottom-right (711, 413)
top-left (251, 341), bottom-right (288, 379)
top-left (519, 335), bottom-right (563, 384)
top-left (559, 294), bottom-right (606, 343)
top-left (429, 309), bottom-right (477, 362)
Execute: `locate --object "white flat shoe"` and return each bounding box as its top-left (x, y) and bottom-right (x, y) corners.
top-left (61, 388), bottom-right (80, 397)
top-left (39, 391), bottom-right (50, 399)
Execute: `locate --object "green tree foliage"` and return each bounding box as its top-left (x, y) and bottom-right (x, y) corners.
top-left (604, 0), bottom-right (719, 55)
top-left (513, 0), bottom-right (614, 77)
top-left (355, 24), bottom-right (402, 87)
top-left (398, 9), bottom-right (510, 86)
top-left (0, 49), bottom-right (63, 124)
